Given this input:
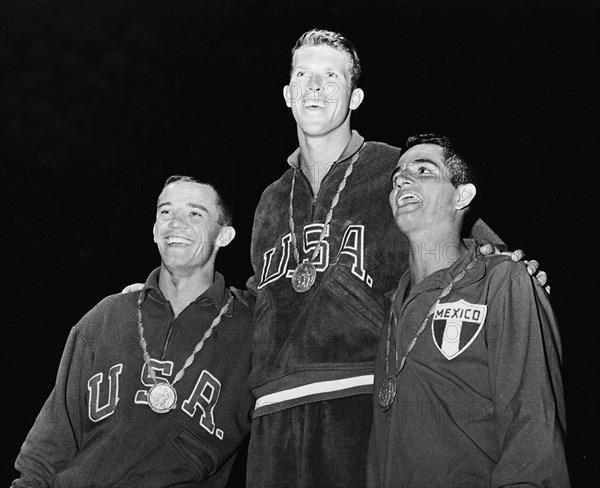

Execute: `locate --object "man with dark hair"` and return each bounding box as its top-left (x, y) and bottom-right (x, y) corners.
top-left (368, 135), bottom-right (568, 487)
top-left (12, 176), bottom-right (254, 488)
top-left (244, 29), bottom-right (545, 488)
top-left (404, 133), bottom-right (476, 186)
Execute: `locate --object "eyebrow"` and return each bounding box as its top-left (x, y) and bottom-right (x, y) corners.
top-left (188, 203), bottom-right (209, 213)
top-left (390, 158), bottom-right (441, 181)
top-left (156, 202), bottom-right (210, 214)
top-left (293, 64), bottom-right (343, 72)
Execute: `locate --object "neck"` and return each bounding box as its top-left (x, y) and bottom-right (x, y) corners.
top-left (406, 226), bottom-right (466, 286)
top-left (158, 264), bottom-right (215, 317)
top-left (297, 125), bottom-right (352, 192)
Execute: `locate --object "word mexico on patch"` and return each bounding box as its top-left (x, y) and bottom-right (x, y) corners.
top-left (432, 300), bottom-right (487, 360)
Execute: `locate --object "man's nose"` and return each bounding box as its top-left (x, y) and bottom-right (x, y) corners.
top-left (169, 213), bottom-right (188, 228)
top-left (308, 74), bottom-right (323, 91)
top-left (396, 171), bottom-right (415, 187)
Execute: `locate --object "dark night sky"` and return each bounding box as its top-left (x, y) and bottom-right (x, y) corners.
top-left (2, 0), bottom-right (598, 485)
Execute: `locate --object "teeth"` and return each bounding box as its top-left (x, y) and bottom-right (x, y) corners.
top-left (399, 193), bottom-right (422, 204)
top-left (303, 99), bottom-right (325, 108)
top-left (167, 237), bottom-right (193, 245)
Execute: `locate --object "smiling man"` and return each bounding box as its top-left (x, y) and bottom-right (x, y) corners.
top-left (12, 175), bottom-right (254, 488)
top-left (367, 134), bottom-right (569, 487)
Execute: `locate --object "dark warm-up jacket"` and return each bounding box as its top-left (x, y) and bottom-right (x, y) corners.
top-left (368, 244), bottom-right (569, 487)
top-left (13, 269), bottom-right (254, 488)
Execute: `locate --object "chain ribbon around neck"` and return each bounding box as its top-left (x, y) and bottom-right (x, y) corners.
top-left (288, 147), bottom-right (362, 267)
top-left (136, 289), bottom-right (233, 386)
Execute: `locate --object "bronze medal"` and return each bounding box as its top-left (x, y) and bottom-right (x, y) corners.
top-left (148, 382), bottom-right (177, 414)
top-left (378, 376), bottom-right (397, 411)
top-left (291, 262), bottom-right (317, 293)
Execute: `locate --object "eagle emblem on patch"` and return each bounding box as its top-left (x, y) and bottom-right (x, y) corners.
top-left (432, 299), bottom-right (487, 360)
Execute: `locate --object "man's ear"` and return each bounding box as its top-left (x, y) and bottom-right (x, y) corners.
top-left (283, 85), bottom-right (293, 107)
top-left (216, 226), bottom-right (236, 248)
top-left (349, 87), bottom-right (364, 110)
top-left (455, 183), bottom-right (476, 211)
top-left (153, 223), bottom-right (158, 244)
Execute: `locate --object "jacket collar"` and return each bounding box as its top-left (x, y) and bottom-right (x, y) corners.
top-left (286, 130), bottom-right (365, 169)
top-left (140, 268), bottom-right (231, 314)
top-left (395, 241), bottom-right (485, 300)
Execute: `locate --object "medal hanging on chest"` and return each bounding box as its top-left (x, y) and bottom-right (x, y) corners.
top-left (147, 382), bottom-right (178, 413)
top-left (379, 255), bottom-right (480, 411)
top-left (136, 290), bottom-right (233, 414)
top-left (288, 150), bottom-right (361, 293)
top-left (291, 262), bottom-right (317, 293)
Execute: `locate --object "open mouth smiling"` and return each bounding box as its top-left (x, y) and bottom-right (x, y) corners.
top-left (166, 236), bottom-right (194, 246)
top-left (396, 191), bottom-right (422, 207)
top-left (302, 99), bottom-right (326, 109)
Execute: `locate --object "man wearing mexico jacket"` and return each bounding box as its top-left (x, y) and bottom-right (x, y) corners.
top-left (12, 176), bottom-right (254, 488)
top-left (367, 134), bottom-right (568, 487)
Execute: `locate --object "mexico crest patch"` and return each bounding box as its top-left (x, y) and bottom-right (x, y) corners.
top-left (432, 300), bottom-right (487, 360)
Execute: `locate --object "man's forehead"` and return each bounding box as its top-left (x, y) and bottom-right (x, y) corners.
top-left (292, 45), bottom-right (351, 69)
top-left (396, 144), bottom-right (444, 169)
top-left (158, 181), bottom-right (217, 206)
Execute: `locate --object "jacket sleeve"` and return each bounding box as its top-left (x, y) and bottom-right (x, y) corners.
top-left (487, 261), bottom-right (569, 487)
top-left (12, 325), bottom-right (92, 487)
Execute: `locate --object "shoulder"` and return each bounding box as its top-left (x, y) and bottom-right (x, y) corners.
top-left (481, 253), bottom-right (534, 290)
top-left (363, 140), bottom-right (401, 163)
top-left (357, 140), bottom-right (401, 178)
top-left (260, 168), bottom-right (294, 196)
top-left (74, 292), bottom-right (137, 343)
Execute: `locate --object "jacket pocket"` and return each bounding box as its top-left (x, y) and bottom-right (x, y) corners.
top-left (325, 264), bottom-right (387, 334)
top-left (171, 427), bottom-right (223, 480)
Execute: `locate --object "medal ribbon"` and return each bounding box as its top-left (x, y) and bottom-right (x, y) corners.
top-left (136, 289), bottom-right (233, 387)
top-left (288, 147), bottom-right (362, 268)
top-left (381, 254), bottom-right (480, 409)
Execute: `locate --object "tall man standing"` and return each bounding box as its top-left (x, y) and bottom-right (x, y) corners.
top-left (246, 29), bottom-right (514, 488)
top-left (13, 176), bottom-right (254, 488)
top-left (368, 135), bottom-right (568, 487)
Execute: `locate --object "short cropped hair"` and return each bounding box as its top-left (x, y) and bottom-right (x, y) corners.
top-left (160, 175), bottom-right (233, 226)
top-left (291, 28), bottom-right (362, 90)
top-left (405, 134), bottom-right (475, 187)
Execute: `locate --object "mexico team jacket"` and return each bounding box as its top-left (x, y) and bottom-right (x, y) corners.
top-left (13, 269), bottom-right (254, 488)
top-left (368, 245), bottom-right (569, 487)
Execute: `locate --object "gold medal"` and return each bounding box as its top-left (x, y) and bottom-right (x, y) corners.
top-left (378, 376), bottom-right (397, 411)
top-left (148, 382), bottom-right (177, 414)
top-left (291, 262), bottom-right (317, 293)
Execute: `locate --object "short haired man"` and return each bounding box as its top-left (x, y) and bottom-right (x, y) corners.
top-left (246, 30), bottom-right (527, 488)
top-left (367, 135), bottom-right (569, 487)
top-left (12, 176), bottom-right (254, 488)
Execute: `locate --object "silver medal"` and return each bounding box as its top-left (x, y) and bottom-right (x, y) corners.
top-left (291, 262), bottom-right (317, 293)
top-left (148, 382), bottom-right (177, 414)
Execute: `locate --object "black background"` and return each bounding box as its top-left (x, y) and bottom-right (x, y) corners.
top-left (2, 0), bottom-right (598, 485)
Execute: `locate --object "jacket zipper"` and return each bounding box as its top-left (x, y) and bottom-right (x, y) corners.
top-left (297, 159), bottom-right (340, 222)
top-left (161, 303), bottom-right (177, 359)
